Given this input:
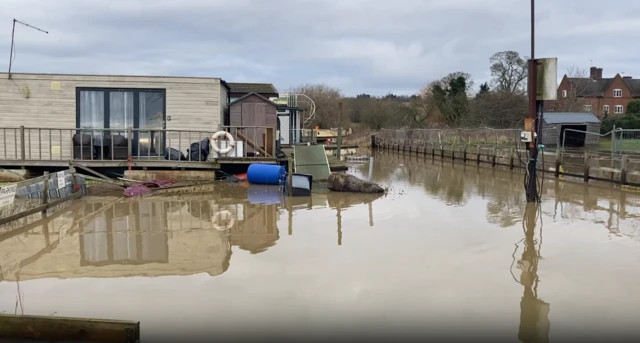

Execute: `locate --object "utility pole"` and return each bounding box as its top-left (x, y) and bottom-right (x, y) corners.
top-left (8, 18), bottom-right (49, 79)
top-left (525, 0), bottom-right (543, 203)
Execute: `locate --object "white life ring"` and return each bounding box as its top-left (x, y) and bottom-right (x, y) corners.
top-left (212, 209), bottom-right (236, 231)
top-left (211, 131), bottom-right (236, 154)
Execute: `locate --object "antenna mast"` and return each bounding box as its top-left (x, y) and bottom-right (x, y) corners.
top-left (8, 18), bottom-right (49, 79)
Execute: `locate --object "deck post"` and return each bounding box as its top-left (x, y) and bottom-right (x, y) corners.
top-left (19, 125), bottom-right (25, 161)
top-left (127, 127), bottom-right (133, 158)
top-left (583, 151), bottom-right (590, 182)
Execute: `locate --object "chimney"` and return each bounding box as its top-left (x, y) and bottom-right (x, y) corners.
top-left (590, 67), bottom-right (598, 79)
top-left (597, 68), bottom-right (603, 79)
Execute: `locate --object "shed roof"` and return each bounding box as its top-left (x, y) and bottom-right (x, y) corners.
top-left (227, 82), bottom-right (278, 95)
top-left (229, 92), bottom-right (277, 107)
top-left (543, 112), bottom-right (601, 124)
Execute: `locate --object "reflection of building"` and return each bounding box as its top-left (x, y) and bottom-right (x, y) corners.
top-left (81, 201), bottom-right (169, 267)
top-left (0, 195), bottom-right (281, 282)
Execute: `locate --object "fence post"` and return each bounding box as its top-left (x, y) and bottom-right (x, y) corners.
top-left (463, 146), bottom-right (467, 162)
top-left (492, 147), bottom-right (497, 167)
top-left (620, 154), bottom-right (628, 185)
top-left (554, 149), bottom-right (561, 178)
top-left (476, 145), bottom-right (480, 165)
top-left (370, 135), bottom-right (376, 149)
top-left (583, 151), bottom-right (590, 182)
top-left (509, 147), bottom-right (514, 170)
top-left (41, 171), bottom-right (49, 215)
top-left (20, 125), bottom-right (26, 161)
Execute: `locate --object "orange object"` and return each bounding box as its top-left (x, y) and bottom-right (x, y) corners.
top-left (315, 126), bottom-right (319, 130)
top-left (235, 173), bottom-right (247, 180)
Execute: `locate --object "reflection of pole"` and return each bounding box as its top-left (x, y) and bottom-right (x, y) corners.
top-left (368, 202), bottom-right (373, 227)
top-left (288, 203), bottom-right (293, 236)
top-left (337, 204), bottom-right (342, 246)
top-left (518, 203), bottom-right (550, 343)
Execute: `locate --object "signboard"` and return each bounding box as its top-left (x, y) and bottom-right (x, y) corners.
top-left (0, 183), bottom-right (17, 207)
top-left (57, 171), bottom-right (66, 189)
top-left (536, 57), bottom-right (558, 101)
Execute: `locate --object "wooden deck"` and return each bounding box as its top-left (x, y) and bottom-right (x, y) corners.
top-left (0, 157), bottom-right (278, 170)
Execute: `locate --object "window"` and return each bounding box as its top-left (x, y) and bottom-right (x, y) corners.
top-left (614, 105), bottom-right (624, 114)
top-left (603, 105), bottom-right (609, 114)
top-left (76, 88), bottom-right (166, 154)
top-left (613, 89), bottom-right (622, 97)
top-left (562, 90), bottom-right (567, 98)
top-left (584, 104), bottom-right (592, 112)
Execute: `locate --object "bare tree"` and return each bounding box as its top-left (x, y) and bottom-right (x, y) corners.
top-left (293, 84), bottom-right (347, 128)
top-left (553, 65), bottom-right (591, 113)
top-left (489, 51), bottom-right (528, 94)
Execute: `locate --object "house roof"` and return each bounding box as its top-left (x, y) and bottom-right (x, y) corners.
top-left (543, 112), bottom-right (601, 124)
top-left (229, 92), bottom-right (277, 106)
top-left (568, 76), bottom-right (640, 97)
top-left (227, 82), bottom-right (278, 95)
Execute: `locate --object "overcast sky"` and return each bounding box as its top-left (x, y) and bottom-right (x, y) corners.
top-left (2, 0), bottom-right (639, 96)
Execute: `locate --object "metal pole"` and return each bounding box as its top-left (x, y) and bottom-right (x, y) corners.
top-left (337, 102), bottom-right (343, 159)
top-left (8, 19), bottom-right (48, 79)
top-left (8, 19), bottom-right (16, 79)
top-left (525, 0), bottom-right (539, 203)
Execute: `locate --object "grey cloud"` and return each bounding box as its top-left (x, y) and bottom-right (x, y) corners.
top-left (2, 0), bottom-right (640, 96)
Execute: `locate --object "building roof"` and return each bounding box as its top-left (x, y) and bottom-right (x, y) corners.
top-left (227, 82), bottom-right (278, 95)
top-left (543, 112), bottom-right (601, 124)
top-left (569, 77), bottom-right (640, 97)
top-left (229, 92), bottom-right (277, 106)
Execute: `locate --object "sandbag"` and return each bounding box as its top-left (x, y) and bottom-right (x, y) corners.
top-left (187, 138), bottom-right (210, 161)
top-left (164, 147), bottom-right (186, 161)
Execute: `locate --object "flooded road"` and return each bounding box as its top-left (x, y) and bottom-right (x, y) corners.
top-left (2, 151), bottom-right (640, 341)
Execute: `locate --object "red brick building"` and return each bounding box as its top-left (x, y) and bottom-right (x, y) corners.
top-left (548, 67), bottom-right (640, 118)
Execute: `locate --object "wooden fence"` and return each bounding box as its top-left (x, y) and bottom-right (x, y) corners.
top-left (371, 134), bottom-right (640, 188)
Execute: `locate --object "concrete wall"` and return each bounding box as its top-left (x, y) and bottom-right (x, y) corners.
top-left (0, 73), bottom-right (226, 160)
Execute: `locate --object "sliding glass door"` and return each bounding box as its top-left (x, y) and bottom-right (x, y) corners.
top-left (76, 88), bottom-right (166, 157)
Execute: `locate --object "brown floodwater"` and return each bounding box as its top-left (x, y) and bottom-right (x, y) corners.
top-left (2, 150), bottom-right (640, 341)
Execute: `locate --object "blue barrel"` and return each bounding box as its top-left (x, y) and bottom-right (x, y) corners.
top-left (247, 164), bottom-right (286, 185)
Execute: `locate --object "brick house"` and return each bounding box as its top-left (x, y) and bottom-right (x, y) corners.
top-left (549, 67), bottom-right (640, 118)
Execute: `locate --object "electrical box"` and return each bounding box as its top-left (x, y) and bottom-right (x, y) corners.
top-left (520, 131), bottom-right (533, 143)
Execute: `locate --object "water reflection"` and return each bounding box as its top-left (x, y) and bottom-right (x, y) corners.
top-left (516, 204), bottom-right (550, 343)
top-left (0, 185), bottom-right (384, 282)
top-left (368, 150), bottom-right (640, 239)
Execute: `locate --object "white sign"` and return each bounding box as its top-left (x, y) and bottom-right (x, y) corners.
top-left (0, 184), bottom-right (17, 207)
top-left (57, 171), bottom-right (66, 189)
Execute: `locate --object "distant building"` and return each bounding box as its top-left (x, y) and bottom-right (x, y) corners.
top-left (226, 82), bottom-right (279, 103)
top-left (549, 67), bottom-right (640, 118)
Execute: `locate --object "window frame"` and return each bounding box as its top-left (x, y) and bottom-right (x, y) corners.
top-left (583, 104), bottom-right (592, 112)
top-left (603, 105), bottom-right (609, 113)
top-left (614, 105), bottom-right (624, 114)
top-left (75, 87), bottom-right (167, 131)
top-left (613, 89), bottom-right (622, 97)
top-left (562, 90), bottom-right (567, 98)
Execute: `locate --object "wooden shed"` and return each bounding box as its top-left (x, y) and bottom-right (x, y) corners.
top-left (541, 112), bottom-right (601, 148)
top-left (229, 93), bottom-right (278, 155)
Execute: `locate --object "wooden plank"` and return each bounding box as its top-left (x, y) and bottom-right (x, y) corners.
top-left (70, 163), bottom-right (115, 182)
top-left (236, 131), bottom-right (270, 157)
top-left (0, 314), bottom-right (139, 343)
top-left (0, 191), bottom-right (82, 226)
